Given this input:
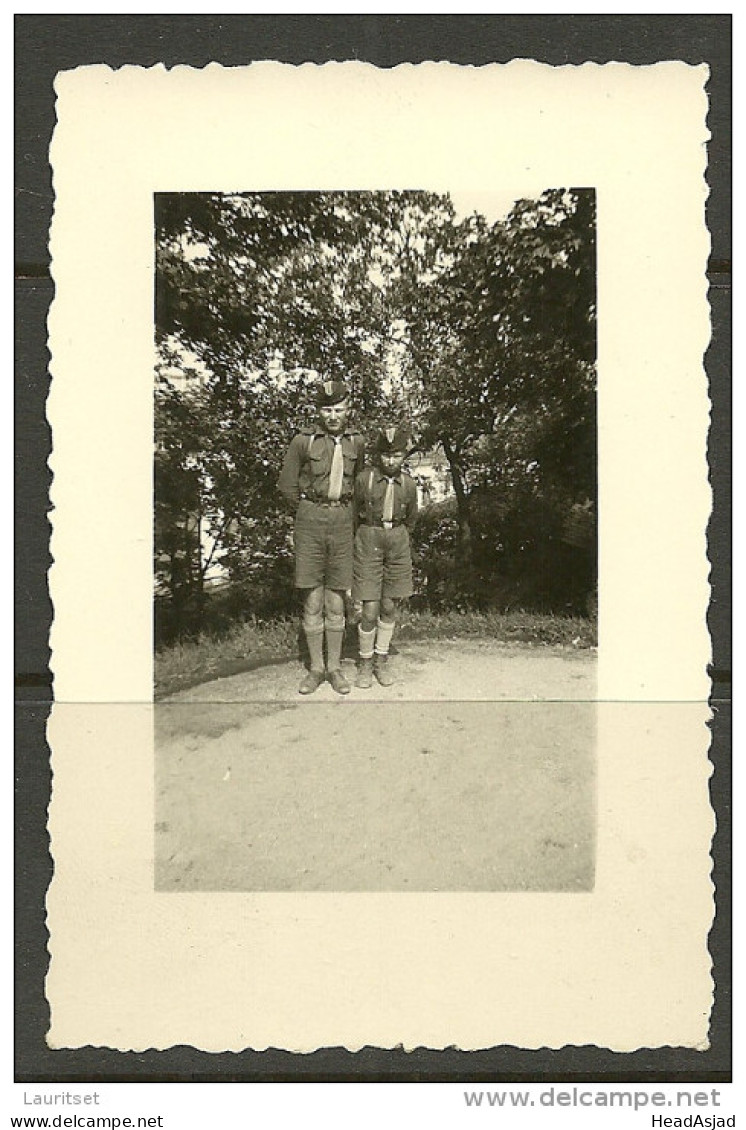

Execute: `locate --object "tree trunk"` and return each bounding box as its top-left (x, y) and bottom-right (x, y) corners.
top-left (192, 512), bottom-right (206, 631)
top-left (442, 438), bottom-right (473, 568)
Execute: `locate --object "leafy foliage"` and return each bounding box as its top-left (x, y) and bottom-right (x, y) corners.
top-left (154, 189), bottom-right (597, 642)
top-left (395, 189), bottom-right (596, 560)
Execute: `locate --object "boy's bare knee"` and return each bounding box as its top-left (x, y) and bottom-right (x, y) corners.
top-left (380, 597), bottom-right (398, 620)
top-left (361, 600), bottom-right (379, 631)
top-left (303, 587), bottom-right (324, 616)
top-left (324, 589), bottom-right (346, 616)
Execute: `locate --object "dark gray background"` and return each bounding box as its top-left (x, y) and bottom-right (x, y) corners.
top-left (15, 14), bottom-right (731, 1083)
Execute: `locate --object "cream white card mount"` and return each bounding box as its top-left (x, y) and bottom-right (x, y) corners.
top-left (47, 61), bottom-right (712, 1053)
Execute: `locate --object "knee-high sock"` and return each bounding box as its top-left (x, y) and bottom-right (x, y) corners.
top-left (325, 612), bottom-right (345, 671)
top-left (303, 613), bottom-right (325, 672)
top-left (358, 625), bottom-right (376, 659)
top-left (375, 618), bottom-right (395, 656)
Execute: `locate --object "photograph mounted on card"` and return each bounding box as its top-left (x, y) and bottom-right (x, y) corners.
top-left (47, 61), bottom-right (712, 1053)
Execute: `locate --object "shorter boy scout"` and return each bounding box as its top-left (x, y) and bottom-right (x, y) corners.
top-left (278, 379), bottom-right (366, 695)
top-left (352, 425), bottom-right (418, 688)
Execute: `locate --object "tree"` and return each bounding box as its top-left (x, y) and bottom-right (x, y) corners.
top-left (394, 189), bottom-right (596, 576)
top-left (154, 188), bottom-right (598, 636)
top-left (153, 191), bottom-right (455, 633)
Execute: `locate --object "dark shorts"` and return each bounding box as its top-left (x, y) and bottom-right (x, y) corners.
top-left (352, 524), bottom-right (414, 601)
top-left (293, 500), bottom-right (354, 590)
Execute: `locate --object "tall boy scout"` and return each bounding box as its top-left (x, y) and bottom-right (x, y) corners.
top-left (278, 380), bottom-right (366, 694)
top-left (353, 425), bottom-right (418, 688)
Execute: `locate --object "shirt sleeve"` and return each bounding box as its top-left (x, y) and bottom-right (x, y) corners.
top-left (277, 435), bottom-right (304, 505)
top-left (355, 437), bottom-right (367, 476)
top-left (403, 476), bottom-right (419, 530)
top-left (352, 471), bottom-right (365, 527)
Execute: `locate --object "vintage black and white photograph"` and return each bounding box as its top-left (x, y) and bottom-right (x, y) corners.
top-left (153, 188), bottom-right (597, 892)
top-left (45, 59), bottom-right (713, 1053)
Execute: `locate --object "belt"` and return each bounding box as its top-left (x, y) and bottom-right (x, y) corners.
top-left (300, 494), bottom-right (350, 508)
top-left (361, 519), bottom-right (404, 529)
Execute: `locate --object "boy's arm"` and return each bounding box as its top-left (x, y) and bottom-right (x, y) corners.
top-left (277, 435), bottom-right (304, 507)
top-left (404, 476), bottom-right (419, 531)
top-left (355, 436), bottom-right (367, 476)
top-left (351, 472), bottom-right (361, 531)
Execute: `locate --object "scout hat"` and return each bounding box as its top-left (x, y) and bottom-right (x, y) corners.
top-left (316, 378), bottom-right (349, 407)
top-left (374, 424), bottom-right (410, 453)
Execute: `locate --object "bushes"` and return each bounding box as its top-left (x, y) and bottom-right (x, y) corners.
top-left (155, 559), bottom-right (296, 649)
top-left (411, 489), bottom-right (596, 616)
top-left (411, 498), bottom-right (481, 611)
top-left (156, 488), bottom-right (596, 651)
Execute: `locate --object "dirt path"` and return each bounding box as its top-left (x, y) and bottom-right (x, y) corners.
top-left (156, 640), bottom-right (597, 892)
top-left (163, 638), bottom-right (596, 703)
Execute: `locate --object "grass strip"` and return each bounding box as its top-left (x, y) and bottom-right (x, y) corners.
top-left (155, 610), bottom-right (596, 699)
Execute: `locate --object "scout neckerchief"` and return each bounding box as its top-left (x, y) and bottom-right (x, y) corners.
top-left (381, 477), bottom-right (396, 522)
top-left (366, 466), bottom-right (400, 523)
top-left (327, 437), bottom-right (344, 501)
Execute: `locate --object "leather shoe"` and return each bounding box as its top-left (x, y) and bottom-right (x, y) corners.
top-left (328, 668), bottom-right (351, 695)
top-left (356, 658), bottom-right (374, 689)
top-left (374, 655), bottom-right (395, 687)
top-left (298, 669), bottom-right (325, 695)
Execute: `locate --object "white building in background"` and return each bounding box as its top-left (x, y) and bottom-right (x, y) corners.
top-left (406, 446), bottom-right (453, 508)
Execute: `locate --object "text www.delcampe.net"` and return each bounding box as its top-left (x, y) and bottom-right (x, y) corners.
top-left (463, 1088), bottom-right (728, 1114)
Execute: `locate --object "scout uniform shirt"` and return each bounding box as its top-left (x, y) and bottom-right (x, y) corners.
top-left (278, 426), bottom-right (366, 507)
top-left (354, 465), bottom-right (419, 529)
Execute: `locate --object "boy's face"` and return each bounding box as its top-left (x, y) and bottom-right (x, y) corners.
top-left (318, 400), bottom-right (349, 435)
top-left (380, 449), bottom-right (406, 477)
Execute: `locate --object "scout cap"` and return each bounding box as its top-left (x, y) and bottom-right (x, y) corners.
top-left (317, 379), bottom-right (349, 407)
top-left (375, 424), bottom-right (410, 453)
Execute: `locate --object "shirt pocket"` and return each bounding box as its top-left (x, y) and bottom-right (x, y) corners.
top-left (342, 451), bottom-right (357, 480)
top-left (341, 438), bottom-right (360, 472)
top-left (307, 448), bottom-right (329, 481)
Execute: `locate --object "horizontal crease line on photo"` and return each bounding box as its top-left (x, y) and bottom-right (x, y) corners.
top-left (148, 698), bottom-right (711, 707)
